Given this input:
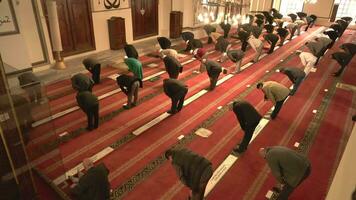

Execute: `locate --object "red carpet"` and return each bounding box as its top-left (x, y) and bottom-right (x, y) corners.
top-left (27, 26), bottom-right (354, 200)
top-left (207, 29), bottom-right (356, 200)
top-left (29, 39), bottom-right (252, 178)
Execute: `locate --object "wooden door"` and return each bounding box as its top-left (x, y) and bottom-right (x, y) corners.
top-left (132, 0), bottom-right (159, 40)
top-left (42, 0), bottom-right (95, 57)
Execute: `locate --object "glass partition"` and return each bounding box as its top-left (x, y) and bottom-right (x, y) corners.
top-left (0, 55), bottom-right (66, 198)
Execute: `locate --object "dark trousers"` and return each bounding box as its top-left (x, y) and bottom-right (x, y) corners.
top-left (167, 68), bottom-right (179, 79)
top-left (209, 73), bottom-right (220, 91)
top-left (127, 81), bottom-right (139, 107)
top-left (170, 90), bottom-right (188, 113)
top-left (241, 41), bottom-right (248, 52)
top-left (268, 42), bottom-right (277, 54)
top-left (238, 124), bottom-right (258, 151)
top-left (208, 36), bottom-right (213, 44)
top-left (277, 165), bottom-right (311, 200)
top-left (289, 30), bottom-right (296, 40)
top-left (278, 37), bottom-right (286, 46)
top-left (191, 166), bottom-right (213, 200)
top-left (271, 97), bottom-right (287, 119)
top-left (290, 77), bottom-right (304, 95)
top-left (334, 64), bottom-right (347, 76)
top-left (91, 66), bottom-right (101, 84)
top-left (86, 104), bottom-right (99, 129)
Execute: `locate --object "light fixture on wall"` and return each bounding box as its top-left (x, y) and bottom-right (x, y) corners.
top-left (140, 0), bottom-right (145, 15)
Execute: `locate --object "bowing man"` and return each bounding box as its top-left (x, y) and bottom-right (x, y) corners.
top-left (264, 33), bottom-right (279, 54)
top-left (202, 59), bottom-right (223, 91)
top-left (71, 73), bottom-right (94, 92)
top-left (163, 79), bottom-right (188, 114)
top-left (83, 58), bottom-right (101, 84)
top-left (124, 44), bottom-right (139, 59)
top-left (76, 91), bottom-right (99, 130)
top-left (227, 49), bottom-right (245, 73)
top-left (257, 81), bottom-right (290, 119)
top-left (231, 100), bottom-right (262, 154)
top-left (116, 74), bottom-right (141, 109)
top-left (331, 51), bottom-right (353, 77)
top-left (124, 57), bottom-right (143, 80)
top-left (163, 55), bottom-right (183, 79)
top-left (279, 67), bottom-right (306, 95)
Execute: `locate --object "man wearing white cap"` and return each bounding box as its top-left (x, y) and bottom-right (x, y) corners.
top-left (297, 51), bottom-right (317, 75)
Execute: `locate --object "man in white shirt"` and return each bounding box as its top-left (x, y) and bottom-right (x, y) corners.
top-left (160, 48), bottom-right (179, 59)
top-left (297, 51), bottom-right (317, 75)
top-left (248, 35), bottom-right (264, 62)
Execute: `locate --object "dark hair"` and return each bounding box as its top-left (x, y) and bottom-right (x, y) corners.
top-left (257, 82), bottom-right (263, 89)
top-left (165, 149), bottom-right (173, 160)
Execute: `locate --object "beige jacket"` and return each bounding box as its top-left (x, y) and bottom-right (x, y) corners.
top-left (262, 81), bottom-right (290, 104)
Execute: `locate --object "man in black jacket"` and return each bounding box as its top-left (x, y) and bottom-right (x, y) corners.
top-left (340, 43), bottom-right (356, 56)
top-left (279, 67), bottom-right (306, 95)
top-left (165, 148), bottom-right (213, 200)
top-left (231, 100), bottom-right (262, 154)
top-left (163, 55), bottom-right (183, 79)
top-left (116, 74), bottom-right (141, 109)
top-left (76, 91), bottom-right (99, 130)
top-left (157, 36), bottom-right (171, 49)
top-left (71, 159), bottom-right (110, 200)
top-left (163, 79), bottom-right (188, 114)
top-left (331, 51), bottom-right (353, 76)
top-left (323, 30), bottom-right (338, 48)
top-left (276, 27), bottom-right (289, 46)
top-left (83, 58), bottom-right (101, 84)
top-left (264, 33), bottom-right (279, 54)
top-left (124, 44), bottom-right (139, 59)
top-left (186, 39), bottom-right (204, 52)
top-left (71, 73), bottom-right (94, 92)
top-left (220, 22), bottom-right (231, 38)
top-left (215, 36), bottom-right (231, 62)
top-left (202, 59), bottom-right (223, 91)
top-left (236, 29), bottom-right (250, 52)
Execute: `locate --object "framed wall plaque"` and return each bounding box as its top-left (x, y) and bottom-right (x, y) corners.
top-left (0, 0), bottom-right (19, 36)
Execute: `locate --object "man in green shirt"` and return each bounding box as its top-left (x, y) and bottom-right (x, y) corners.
top-left (124, 57), bottom-right (143, 80)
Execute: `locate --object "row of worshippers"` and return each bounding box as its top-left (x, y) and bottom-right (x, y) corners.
top-left (296, 17), bottom-right (355, 76)
top-left (69, 133), bottom-right (310, 200)
top-left (69, 61), bottom-right (310, 200)
top-left (71, 12), bottom-right (314, 130)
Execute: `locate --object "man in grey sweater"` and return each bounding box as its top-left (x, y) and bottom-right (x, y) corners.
top-left (259, 146), bottom-right (311, 200)
top-left (257, 81), bottom-right (290, 119)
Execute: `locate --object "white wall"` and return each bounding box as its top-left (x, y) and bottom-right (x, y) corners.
top-left (172, 0), bottom-right (183, 11)
top-left (183, 0), bottom-right (194, 28)
top-left (303, 0), bottom-right (335, 26)
top-left (250, 0), bottom-right (273, 12)
top-left (0, 0), bottom-right (45, 71)
top-left (1, 0), bottom-right (207, 73)
top-left (326, 124), bottom-right (356, 200)
top-left (91, 8), bottom-right (133, 52)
